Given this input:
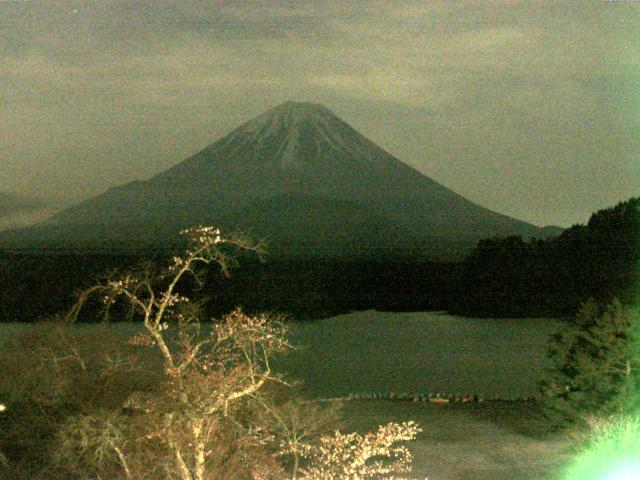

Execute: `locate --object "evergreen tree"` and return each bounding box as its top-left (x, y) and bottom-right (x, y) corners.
top-left (539, 299), bottom-right (640, 425)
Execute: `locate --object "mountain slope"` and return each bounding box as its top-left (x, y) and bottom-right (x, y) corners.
top-left (0, 102), bottom-right (554, 258)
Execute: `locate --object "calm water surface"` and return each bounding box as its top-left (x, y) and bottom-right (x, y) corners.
top-left (275, 310), bottom-right (565, 399)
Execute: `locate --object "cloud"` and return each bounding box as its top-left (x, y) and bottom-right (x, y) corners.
top-left (0, 192), bottom-right (50, 218)
top-left (0, 0), bottom-right (638, 226)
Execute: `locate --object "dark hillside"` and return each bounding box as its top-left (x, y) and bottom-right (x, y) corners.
top-left (451, 197), bottom-right (640, 317)
top-left (0, 252), bottom-right (456, 323)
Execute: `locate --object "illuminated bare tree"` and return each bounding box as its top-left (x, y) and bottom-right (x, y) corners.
top-left (296, 421), bottom-right (422, 480)
top-left (55, 226), bottom-right (423, 480)
top-left (65, 226), bottom-right (289, 480)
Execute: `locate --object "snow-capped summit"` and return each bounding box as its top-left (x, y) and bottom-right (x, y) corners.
top-left (220, 101), bottom-right (352, 167)
top-left (183, 100), bottom-right (383, 172)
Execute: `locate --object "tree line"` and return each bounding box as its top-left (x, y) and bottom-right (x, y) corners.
top-left (450, 197), bottom-right (640, 317)
top-left (0, 197), bottom-right (637, 323)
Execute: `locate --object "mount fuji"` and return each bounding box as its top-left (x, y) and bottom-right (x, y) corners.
top-left (1, 102), bottom-right (558, 258)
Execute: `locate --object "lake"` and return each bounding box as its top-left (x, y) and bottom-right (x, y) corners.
top-left (274, 310), bottom-right (565, 399)
top-left (2, 310), bottom-right (565, 400)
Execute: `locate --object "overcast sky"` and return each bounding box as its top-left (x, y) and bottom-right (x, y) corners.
top-left (1, 0), bottom-right (638, 228)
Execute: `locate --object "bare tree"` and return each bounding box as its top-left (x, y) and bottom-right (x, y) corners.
top-left (253, 396), bottom-right (343, 479)
top-left (296, 421), bottom-right (422, 480)
top-left (52, 226), bottom-right (423, 480)
top-left (64, 226), bottom-right (289, 480)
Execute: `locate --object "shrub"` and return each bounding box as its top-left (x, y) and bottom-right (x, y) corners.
top-left (539, 298), bottom-right (640, 425)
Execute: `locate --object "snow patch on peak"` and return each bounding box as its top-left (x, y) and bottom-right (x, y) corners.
top-left (212, 101), bottom-right (379, 169)
top-left (223, 101), bottom-right (343, 150)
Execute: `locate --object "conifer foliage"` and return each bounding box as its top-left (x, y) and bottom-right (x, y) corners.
top-left (540, 299), bottom-right (640, 424)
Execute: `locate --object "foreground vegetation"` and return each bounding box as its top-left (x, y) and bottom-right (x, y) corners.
top-left (540, 298), bottom-right (640, 480)
top-left (540, 299), bottom-right (640, 425)
top-left (0, 227), bottom-right (423, 479)
top-left (1, 197), bottom-right (638, 477)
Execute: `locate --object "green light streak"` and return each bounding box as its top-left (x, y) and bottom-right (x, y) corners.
top-left (560, 415), bottom-right (640, 480)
